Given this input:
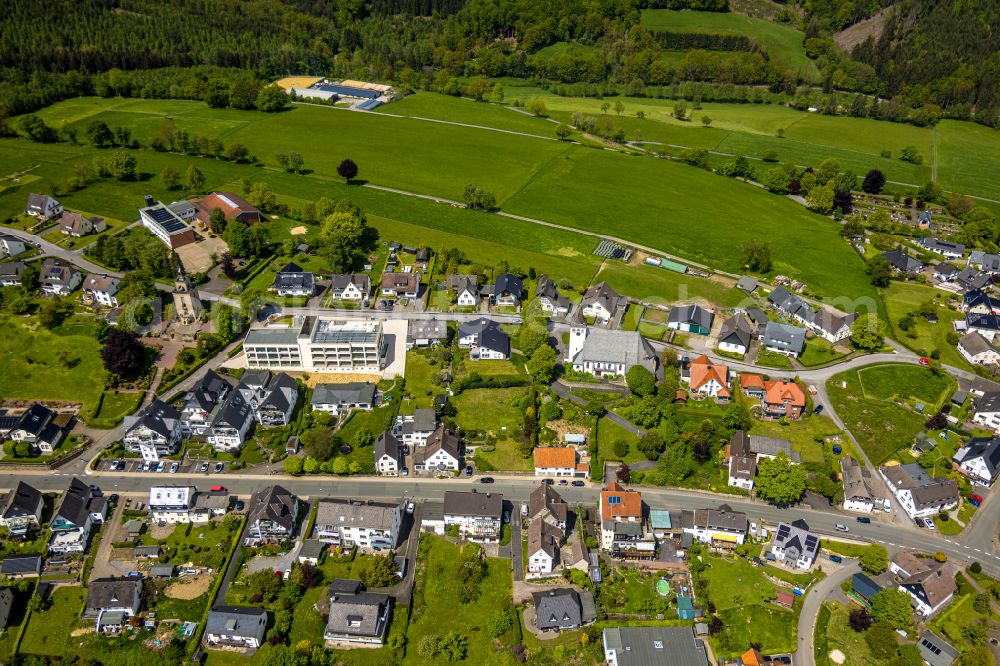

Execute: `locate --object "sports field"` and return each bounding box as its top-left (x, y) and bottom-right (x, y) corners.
top-left (640, 9), bottom-right (819, 80)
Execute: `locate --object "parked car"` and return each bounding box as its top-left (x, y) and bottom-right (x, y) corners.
top-left (405, 502), bottom-right (415, 514)
top-left (465, 466), bottom-right (473, 477)
top-left (923, 517), bottom-right (936, 529)
top-left (479, 477), bottom-right (494, 484)
top-left (558, 479), bottom-right (568, 486)
top-left (210, 485), bottom-right (227, 493)
top-left (834, 524), bottom-right (849, 532)
top-left (214, 462), bottom-right (224, 473)
top-left (155, 461), bottom-right (165, 472)
top-left (401, 466), bottom-right (409, 476)
top-left (919, 357), bottom-right (931, 366)
top-left (829, 555), bottom-right (844, 563)
top-left (856, 516), bottom-right (871, 524)
top-left (169, 462), bottom-right (179, 473)
top-left (571, 480), bottom-right (585, 487)
top-left (970, 493), bottom-right (984, 506)
top-left (542, 478), bottom-right (554, 485)
top-left (813, 405), bottom-right (824, 415)
top-left (200, 462), bottom-right (209, 472)
top-left (141, 461), bottom-right (151, 472)
top-left (235, 500), bottom-right (245, 511)
top-left (883, 499), bottom-right (891, 513)
top-left (914, 517), bottom-right (925, 528)
top-left (109, 459), bottom-right (122, 471)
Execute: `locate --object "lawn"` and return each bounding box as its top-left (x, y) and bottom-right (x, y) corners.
top-left (640, 9), bottom-right (818, 79)
top-left (799, 338), bottom-right (849, 367)
top-left (453, 388), bottom-right (525, 434)
top-left (856, 364), bottom-right (954, 408)
top-left (374, 93), bottom-right (560, 137)
top-left (881, 281), bottom-right (971, 370)
top-left (89, 389), bottom-right (144, 428)
top-left (756, 349), bottom-right (793, 369)
top-left (597, 416), bottom-right (644, 465)
top-left (0, 313), bottom-right (107, 413)
top-left (599, 567), bottom-right (674, 615)
top-left (700, 554), bottom-right (796, 657)
top-left (406, 535), bottom-right (513, 666)
top-left (823, 602), bottom-right (888, 665)
top-left (594, 260), bottom-right (744, 308)
top-left (937, 120), bottom-right (1000, 203)
top-left (400, 351), bottom-right (444, 414)
top-left (828, 365), bottom-right (934, 463)
top-left (749, 415), bottom-right (847, 465)
top-left (19, 585), bottom-right (86, 658)
top-left (140, 517), bottom-right (241, 569)
top-left (456, 354), bottom-right (527, 379)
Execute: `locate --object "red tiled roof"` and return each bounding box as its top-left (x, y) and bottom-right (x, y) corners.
top-left (690, 356), bottom-right (728, 392)
top-left (740, 373), bottom-right (766, 390)
top-left (600, 482), bottom-right (642, 521)
top-left (763, 380), bottom-right (805, 407)
top-left (534, 447), bottom-right (576, 469)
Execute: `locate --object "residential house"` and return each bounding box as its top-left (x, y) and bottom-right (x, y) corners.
top-left (311, 383), bottom-right (376, 416)
top-left (0, 557), bottom-right (41, 578)
top-left (918, 211), bottom-right (934, 229)
top-left (880, 463), bottom-right (959, 518)
top-left (328, 273), bottom-right (370, 302)
top-left (918, 632), bottom-right (960, 666)
top-left (0, 261), bottom-right (25, 286)
top-left (681, 508), bottom-right (748, 547)
top-left (457, 318), bottom-right (510, 360)
top-left (85, 578), bottom-right (143, 633)
top-left (934, 263), bottom-right (960, 282)
top-left (740, 374), bottom-right (766, 399)
top-left (271, 262), bottom-right (315, 297)
top-left (528, 484), bottom-right (569, 530)
top-left (533, 589), bottom-right (585, 631)
top-left (761, 322), bottom-right (806, 357)
top-left (810, 309), bottom-right (857, 343)
top-left (527, 519), bottom-right (563, 574)
top-left (745, 306), bottom-right (769, 328)
top-left (972, 251), bottom-right (1000, 274)
top-left (953, 436), bottom-right (1000, 485)
top-left (445, 275), bottom-right (480, 308)
top-left (237, 371), bottom-right (299, 427)
top-left (667, 304), bottom-right (714, 336)
top-left (0, 481), bottom-right (44, 537)
top-left (718, 314), bottom-right (753, 355)
top-left (956, 267), bottom-right (992, 293)
top-left (81, 274), bottom-right (120, 307)
top-left (882, 249), bottom-right (925, 274)
top-left (599, 483), bottom-right (654, 559)
top-left (567, 327), bottom-right (657, 377)
top-left (762, 380), bottom-right (806, 419)
top-left (6, 403), bottom-right (65, 453)
top-left (603, 626), bottom-right (708, 666)
top-left (324, 580), bottom-right (392, 645)
top-left (406, 319), bottom-right (448, 348)
top-left (580, 282), bottom-right (625, 324)
top-left (193, 192), bottom-right (261, 226)
top-left (380, 271), bottom-right (419, 299)
top-left (245, 485), bottom-right (299, 545)
top-left (148, 486), bottom-right (197, 523)
top-left (841, 457), bottom-right (876, 513)
top-left (967, 311), bottom-right (1000, 341)
top-left (972, 391), bottom-right (1000, 432)
top-left (443, 490), bottom-right (503, 542)
top-left (123, 399), bottom-right (182, 460)
top-left (58, 212), bottom-right (105, 237)
top-left (205, 606), bottom-right (268, 650)
top-left (414, 426), bottom-right (462, 473)
top-left (770, 520), bottom-right (820, 569)
top-left (890, 552), bottom-right (956, 616)
top-left (179, 370), bottom-right (232, 436)
top-left (39, 258), bottom-right (81, 295)
top-left (533, 446), bottom-right (588, 477)
top-left (958, 332), bottom-right (1000, 366)
top-left (392, 408), bottom-right (437, 446)
top-left (768, 286), bottom-right (812, 321)
top-left (920, 238), bottom-right (965, 260)
top-left (727, 454), bottom-right (757, 490)
top-left (0, 234), bottom-right (27, 258)
top-left (25, 193), bottom-right (62, 220)
top-left (962, 290), bottom-right (1000, 315)
top-left (736, 276), bottom-right (759, 293)
top-left (314, 498), bottom-right (402, 551)
top-left (297, 540), bottom-right (326, 566)
top-left (649, 509), bottom-right (683, 541)
top-left (729, 431), bottom-right (799, 464)
top-left (207, 389), bottom-right (255, 451)
top-left (535, 275), bottom-right (570, 314)
top-left (684, 355), bottom-right (730, 400)
top-left (491, 272), bottom-right (523, 308)
top-left (48, 478), bottom-right (106, 554)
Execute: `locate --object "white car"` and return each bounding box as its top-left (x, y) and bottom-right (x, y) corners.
top-left (170, 462), bottom-right (179, 473)
top-left (834, 524), bottom-right (849, 532)
top-left (883, 499), bottom-right (891, 513)
top-left (155, 461), bottom-right (165, 472)
top-left (923, 518), bottom-right (936, 530)
top-left (141, 461), bottom-right (151, 472)
top-left (405, 501), bottom-right (415, 514)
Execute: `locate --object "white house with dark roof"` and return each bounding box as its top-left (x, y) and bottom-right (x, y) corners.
top-left (123, 399), bottom-right (182, 460)
top-left (207, 388), bottom-right (255, 450)
top-left (581, 282), bottom-right (625, 324)
top-left (966, 312), bottom-right (1000, 341)
top-left (770, 519), bottom-right (820, 569)
top-left (85, 578), bottom-right (143, 633)
top-left (890, 552), bottom-right (956, 616)
top-left (567, 326), bottom-right (657, 377)
top-left (314, 498), bottom-right (402, 551)
top-left (0, 482), bottom-right (44, 536)
top-left (271, 262), bottom-right (314, 297)
top-left (406, 319), bottom-right (448, 348)
top-left (491, 273), bottom-right (523, 308)
top-left (717, 314), bottom-right (753, 355)
top-left (328, 273), bottom-right (370, 301)
top-left (380, 271), bottom-right (419, 299)
top-left (963, 289), bottom-right (1000, 315)
top-left (959, 332), bottom-right (1000, 366)
top-left (533, 588), bottom-right (587, 631)
top-left (374, 432), bottom-right (403, 475)
top-left (392, 408), bottom-right (437, 446)
top-left (58, 212), bottom-right (105, 237)
top-left (681, 508), bottom-right (748, 546)
top-left (972, 391), bottom-right (1000, 432)
top-left (445, 274), bottom-right (480, 307)
top-left (603, 626), bottom-right (708, 666)
top-left (81, 274), bottom-right (120, 307)
top-left (0, 234), bottom-right (27, 258)
top-left (205, 606), bottom-right (268, 650)
top-left (148, 486), bottom-right (197, 523)
top-left (39, 258), bottom-right (81, 296)
top-left (883, 248), bottom-right (925, 274)
top-left (880, 463), bottom-right (959, 518)
top-left (324, 580), bottom-right (392, 645)
top-left (529, 484), bottom-right (569, 530)
top-left (841, 456), bottom-right (876, 513)
top-left (311, 383), bottom-right (375, 415)
top-left (414, 426), bottom-right (462, 473)
top-left (237, 371), bottom-right (298, 427)
top-left (48, 477), bottom-right (106, 554)
top-left (761, 321), bottom-right (806, 357)
top-left (25, 193), bottom-right (62, 220)
top-left (527, 519), bottom-right (563, 574)
top-left (953, 436), bottom-right (1000, 485)
top-left (6, 403), bottom-right (65, 454)
top-left (245, 485), bottom-right (299, 545)
top-left (0, 261), bottom-right (25, 286)
top-left (179, 370), bottom-right (232, 436)
top-left (457, 318), bottom-right (509, 360)
top-left (443, 490), bottom-right (503, 542)
top-left (535, 275), bottom-right (570, 314)
top-left (667, 304), bottom-right (714, 336)
top-left (920, 237), bottom-right (965, 260)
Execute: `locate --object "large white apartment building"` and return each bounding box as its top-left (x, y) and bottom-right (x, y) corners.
top-left (243, 317), bottom-right (384, 374)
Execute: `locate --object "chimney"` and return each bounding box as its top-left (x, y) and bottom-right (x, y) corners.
top-left (144, 195), bottom-right (155, 207)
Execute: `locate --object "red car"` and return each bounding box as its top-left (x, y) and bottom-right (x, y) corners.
top-left (919, 357), bottom-right (931, 366)
top-left (970, 493), bottom-right (984, 506)
top-left (211, 485), bottom-right (228, 493)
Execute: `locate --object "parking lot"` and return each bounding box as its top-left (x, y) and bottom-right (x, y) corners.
top-left (99, 458), bottom-right (228, 475)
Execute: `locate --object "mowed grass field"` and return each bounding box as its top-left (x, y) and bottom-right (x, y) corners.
top-left (0, 314), bottom-right (106, 410)
top-left (640, 9), bottom-right (819, 80)
top-left (881, 281), bottom-right (970, 370)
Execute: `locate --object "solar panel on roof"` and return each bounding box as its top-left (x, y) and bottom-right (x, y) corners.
top-left (146, 206), bottom-right (188, 233)
top-left (776, 525), bottom-right (791, 539)
top-left (805, 535), bottom-right (818, 549)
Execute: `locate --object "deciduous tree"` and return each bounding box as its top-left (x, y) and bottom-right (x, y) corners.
top-left (337, 158), bottom-right (358, 183)
top-left (859, 544), bottom-right (889, 574)
top-left (256, 84), bottom-right (289, 112)
top-left (626, 365), bottom-right (656, 397)
top-left (863, 169), bottom-right (886, 194)
top-left (754, 452), bottom-right (806, 504)
top-left (870, 589), bottom-right (913, 629)
top-left (850, 313), bottom-right (886, 351)
top-left (101, 328), bottom-right (147, 380)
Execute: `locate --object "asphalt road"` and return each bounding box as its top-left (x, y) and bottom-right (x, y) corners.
top-left (794, 561), bottom-right (859, 666)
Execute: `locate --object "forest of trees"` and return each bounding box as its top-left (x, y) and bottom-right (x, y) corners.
top-left (0, 0), bottom-right (997, 129)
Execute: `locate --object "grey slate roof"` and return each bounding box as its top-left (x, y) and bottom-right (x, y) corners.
top-left (273, 262), bottom-right (314, 293)
top-left (967, 311), bottom-right (1000, 332)
top-left (85, 578), bottom-right (142, 614)
top-left (329, 273), bottom-right (370, 293)
top-left (407, 319), bottom-right (448, 342)
top-left (457, 318), bottom-right (510, 356)
top-left (954, 436), bottom-right (1000, 480)
top-left (881, 464), bottom-right (959, 512)
top-left (493, 273), bottom-right (523, 300)
top-left (527, 518), bottom-right (562, 561)
top-left (14, 404), bottom-right (55, 438)
top-left (918, 631), bottom-right (959, 666)
top-left (315, 498), bottom-right (401, 536)
top-left (298, 539), bottom-right (326, 560)
top-left (533, 589), bottom-right (583, 630)
top-left (841, 456), bottom-right (874, 503)
top-left (571, 328), bottom-right (657, 372)
top-left (668, 304), bottom-right (714, 330)
top-left (53, 477), bottom-right (98, 529)
top-left (718, 314), bottom-right (752, 349)
top-left (773, 520), bottom-right (819, 562)
top-left (761, 321), bottom-right (806, 355)
top-left (374, 431), bottom-right (401, 467)
top-left (745, 306), bottom-right (769, 326)
top-left (602, 626), bottom-right (707, 666)
top-left (0, 261), bottom-right (25, 281)
top-left (445, 274), bottom-right (478, 295)
top-left (206, 606), bottom-right (268, 642)
top-left (182, 369), bottom-right (232, 413)
top-left (921, 237), bottom-right (965, 255)
top-left (957, 267), bottom-right (992, 292)
top-left (736, 276), bottom-right (759, 293)
top-left (327, 580), bottom-right (391, 638)
top-left (882, 249), bottom-right (925, 273)
top-left (0, 588), bottom-right (12, 630)
top-left (443, 490), bottom-right (502, 518)
top-left (425, 426), bottom-right (461, 462)
top-left (2, 481), bottom-right (42, 521)
top-left (311, 383), bottom-right (376, 407)
top-left (246, 485), bottom-right (297, 532)
top-left (0, 557), bottom-right (41, 576)
top-left (976, 390), bottom-right (1000, 413)
top-left (124, 399), bottom-right (180, 439)
top-left (959, 331), bottom-right (996, 357)
top-left (581, 281), bottom-right (625, 314)
top-left (211, 387), bottom-right (253, 430)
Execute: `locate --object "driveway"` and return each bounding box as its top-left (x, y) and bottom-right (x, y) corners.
top-left (794, 560), bottom-right (859, 666)
top-left (510, 504), bottom-right (524, 582)
top-left (88, 498), bottom-right (128, 582)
